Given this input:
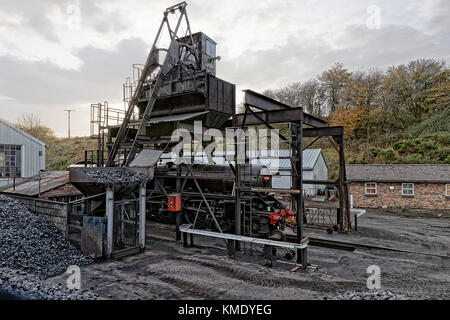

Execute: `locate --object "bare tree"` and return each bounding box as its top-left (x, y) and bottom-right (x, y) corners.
top-left (320, 62), bottom-right (352, 113)
top-left (16, 113), bottom-right (56, 143)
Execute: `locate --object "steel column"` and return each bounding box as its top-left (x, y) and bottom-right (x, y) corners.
top-left (295, 121), bottom-right (306, 268)
top-left (338, 142), bottom-right (345, 232)
top-left (106, 186), bottom-right (114, 258)
top-left (139, 183), bottom-right (146, 250)
top-left (234, 139), bottom-right (241, 251)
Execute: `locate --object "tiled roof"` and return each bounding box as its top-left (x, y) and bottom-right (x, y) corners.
top-left (346, 164), bottom-right (450, 183)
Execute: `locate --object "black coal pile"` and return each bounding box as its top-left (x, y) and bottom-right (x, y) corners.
top-left (0, 195), bottom-right (93, 279)
top-left (326, 289), bottom-right (404, 300)
top-left (85, 169), bottom-right (151, 184)
top-left (0, 267), bottom-right (97, 300)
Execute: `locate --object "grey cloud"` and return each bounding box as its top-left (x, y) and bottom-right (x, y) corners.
top-left (0, 37), bottom-right (149, 106)
top-left (413, 0), bottom-right (450, 35)
top-left (79, 0), bottom-right (128, 34)
top-left (0, 0), bottom-right (128, 43)
top-left (0, 0), bottom-right (67, 42)
top-left (218, 23), bottom-right (450, 93)
top-left (0, 0), bottom-right (448, 135)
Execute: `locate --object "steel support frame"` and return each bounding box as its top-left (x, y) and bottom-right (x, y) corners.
top-left (106, 2), bottom-right (193, 166)
top-left (302, 126), bottom-right (350, 232)
top-left (242, 89), bottom-right (327, 128)
top-left (293, 121), bottom-right (307, 266)
top-left (233, 103), bottom-right (308, 268)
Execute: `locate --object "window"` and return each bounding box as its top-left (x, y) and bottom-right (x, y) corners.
top-left (365, 182), bottom-right (377, 195)
top-left (205, 39), bottom-right (216, 58)
top-left (0, 144), bottom-right (22, 178)
top-left (446, 184), bottom-right (450, 197)
top-left (402, 183), bottom-right (414, 196)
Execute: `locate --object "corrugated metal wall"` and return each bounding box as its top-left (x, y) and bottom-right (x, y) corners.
top-left (0, 120), bottom-right (46, 187)
top-left (271, 151), bottom-right (328, 194)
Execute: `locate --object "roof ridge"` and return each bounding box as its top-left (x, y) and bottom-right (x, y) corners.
top-left (0, 117), bottom-right (47, 147)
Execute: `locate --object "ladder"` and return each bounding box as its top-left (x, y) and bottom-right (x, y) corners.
top-left (106, 2), bottom-right (193, 167)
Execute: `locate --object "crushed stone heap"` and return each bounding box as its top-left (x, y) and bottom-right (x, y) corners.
top-left (85, 169), bottom-right (152, 184)
top-left (0, 195), bottom-right (93, 279)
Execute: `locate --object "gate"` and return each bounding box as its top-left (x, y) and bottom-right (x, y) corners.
top-left (112, 199), bottom-right (140, 254)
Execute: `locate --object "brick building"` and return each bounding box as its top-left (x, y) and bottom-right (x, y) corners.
top-left (346, 164), bottom-right (450, 211)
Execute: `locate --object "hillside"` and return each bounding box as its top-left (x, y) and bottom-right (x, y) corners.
top-left (300, 110), bottom-right (448, 180)
top-left (46, 137), bottom-right (98, 171)
top-left (265, 59), bottom-right (450, 179)
top-left (43, 110), bottom-right (448, 177)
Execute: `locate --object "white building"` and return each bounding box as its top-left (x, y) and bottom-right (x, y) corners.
top-left (0, 117), bottom-right (47, 187)
top-left (269, 149), bottom-right (328, 195)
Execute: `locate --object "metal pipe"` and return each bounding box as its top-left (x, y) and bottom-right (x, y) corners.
top-left (69, 192), bottom-right (106, 204)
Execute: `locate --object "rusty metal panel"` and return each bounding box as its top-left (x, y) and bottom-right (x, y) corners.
top-left (81, 216), bottom-right (107, 257)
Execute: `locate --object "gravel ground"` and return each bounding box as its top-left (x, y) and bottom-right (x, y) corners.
top-left (46, 211), bottom-right (449, 300)
top-left (85, 169), bottom-right (151, 183)
top-left (327, 289), bottom-right (405, 300)
top-left (0, 267), bottom-right (97, 300)
top-left (5, 199), bottom-right (446, 300)
top-left (0, 195), bottom-right (95, 299)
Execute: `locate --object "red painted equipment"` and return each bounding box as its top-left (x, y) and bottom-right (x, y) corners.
top-left (269, 209), bottom-right (295, 225)
top-left (168, 193), bottom-right (181, 212)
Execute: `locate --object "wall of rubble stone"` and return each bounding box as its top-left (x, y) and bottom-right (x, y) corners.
top-left (350, 182), bottom-right (450, 210)
top-left (7, 195), bottom-right (69, 236)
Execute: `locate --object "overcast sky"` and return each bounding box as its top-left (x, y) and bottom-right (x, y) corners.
top-left (0, 0), bottom-right (449, 137)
